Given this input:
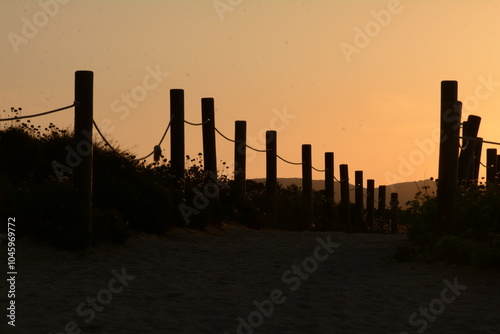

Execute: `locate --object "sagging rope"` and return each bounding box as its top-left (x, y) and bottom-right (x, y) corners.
top-left (214, 126), bottom-right (270, 152)
top-left (93, 115), bottom-right (173, 162)
top-left (184, 119), bottom-right (210, 126)
top-left (93, 120), bottom-right (121, 155)
top-left (2, 104), bottom-right (330, 171)
top-left (312, 166), bottom-right (326, 172)
top-left (0, 104), bottom-right (75, 122)
top-left (246, 145), bottom-right (269, 153)
top-left (215, 127), bottom-right (236, 143)
top-left (277, 155), bottom-right (302, 166)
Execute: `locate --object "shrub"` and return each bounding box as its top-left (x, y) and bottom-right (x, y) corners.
top-left (401, 181), bottom-right (500, 269)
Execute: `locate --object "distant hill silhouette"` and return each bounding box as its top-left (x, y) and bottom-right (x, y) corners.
top-left (251, 178), bottom-right (437, 207)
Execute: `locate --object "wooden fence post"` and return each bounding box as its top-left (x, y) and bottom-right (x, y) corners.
top-left (202, 98), bottom-right (217, 177)
top-left (339, 164), bottom-right (350, 232)
top-left (378, 185), bottom-right (386, 229)
top-left (458, 115), bottom-right (481, 184)
top-left (390, 192), bottom-right (399, 233)
top-left (324, 152), bottom-right (334, 230)
top-left (266, 130), bottom-right (277, 226)
top-left (170, 89), bottom-right (185, 181)
top-left (437, 80), bottom-right (461, 235)
top-left (325, 153), bottom-right (334, 200)
top-left (472, 138), bottom-right (483, 182)
top-left (367, 179), bottom-right (375, 231)
top-left (266, 131), bottom-right (277, 199)
top-left (234, 120), bottom-right (247, 202)
top-left (74, 70), bottom-right (93, 247)
top-left (354, 170), bottom-right (364, 232)
top-left (302, 144), bottom-right (313, 230)
top-left (486, 148), bottom-right (497, 185)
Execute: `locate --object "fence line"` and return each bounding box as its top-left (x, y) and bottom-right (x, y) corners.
top-left (1, 72), bottom-right (403, 236)
top-left (213, 125), bottom-right (331, 168)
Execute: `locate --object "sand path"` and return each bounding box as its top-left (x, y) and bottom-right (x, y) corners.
top-left (1, 225), bottom-right (499, 334)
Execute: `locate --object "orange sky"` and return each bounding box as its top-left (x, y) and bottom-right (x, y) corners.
top-left (2, 0), bottom-right (500, 186)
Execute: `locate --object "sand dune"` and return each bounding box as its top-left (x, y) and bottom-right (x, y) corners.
top-left (1, 225), bottom-right (499, 334)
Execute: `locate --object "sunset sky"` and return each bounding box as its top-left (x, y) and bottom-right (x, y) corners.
top-left (2, 0), bottom-right (500, 186)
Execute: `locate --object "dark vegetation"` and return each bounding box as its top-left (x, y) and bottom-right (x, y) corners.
top-left (0, 119), bottom-right (342, 249)
top-left (399, 181), bottom-right (500, 269)
top-left (1, 114), bottom-right (499, 269)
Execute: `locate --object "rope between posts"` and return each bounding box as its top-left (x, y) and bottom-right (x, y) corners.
top-left (215, 127), bottom-right (236, 143)
top-left (93, 120), bottom-right (121, 155)
top-left (184, 119), bottom-right (210, 126)
top-left (246, 144), bottom-right (269, 153)
top-left (312, 166), bottom-right (326, 172)
top-left (3, 105), bottom-right (343, 173)
top-left (93, 115), bottom-right (173, 161)
top-left (277, 155), bottom-right (302, 165)
top-left (212, 126), bottom-right (327, 170)
top-left (0, 104), bottom-right (75, 121)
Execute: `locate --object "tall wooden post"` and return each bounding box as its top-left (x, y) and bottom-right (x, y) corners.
top-left (325, 153), bottom-right (334, 201)
top-left (202, 98), bottom-right (217, 177)
top-left (367, 179), bottom-right (375, 231)
top-left (461, 120), bottom-right (468, 149)
top-left (266, 131), bottom-right (277, 199)
top-left (266, 130), bottom-right (277, 227)
top-left (170, 89), bottom-right (185, 181)
top-left (234, 121), bottom-right (247, 201)
top-left (302, 144), bottom-right (313, 230)
top-left (437, 81), bottom-right (461, 235)
top-left (458, 115), bottom-right (481, 184)
top-left (354, 170), bottom-right (364, 232)
top-left (378, 185), bottom-right (386, 229)
top-left (74, 70), bottom-right (93, 247)
top-left (324, 152), bottom-right (334, 230)
top-left (472, 138), bottom-right (483, 182)
top-left (486, 148), bottom-right (497, 184)
top-left (390, 192), bottom-right (399, 233)
top-left (339, 164), bottom-right (350, 232)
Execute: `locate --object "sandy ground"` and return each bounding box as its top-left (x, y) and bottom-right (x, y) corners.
top-left (0, 224), bottom-right (499, 334)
